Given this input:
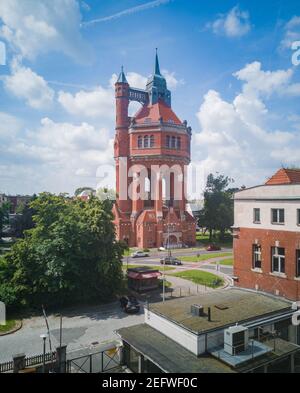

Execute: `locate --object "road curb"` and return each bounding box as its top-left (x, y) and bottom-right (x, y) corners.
top-left (0, 320), bottom-right (22, 336)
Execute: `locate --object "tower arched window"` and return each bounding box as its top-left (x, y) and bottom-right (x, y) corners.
top-left (150, 135), bottom-right (154, 148)
top-left (171, 136), bottom-right (176, 148)
top-left (144, 135), bottom-right (149, 148)
top-left (177, 137), bottom-right (181, 149)
top-left (166, 135), bottom-right (170, 148)
top-left (138, 136), bottom-right (142, 148)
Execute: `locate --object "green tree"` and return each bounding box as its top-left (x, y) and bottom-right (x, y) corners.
top-left (11, 196), bottom-right (36, 238)
top-left (199, 174), bottom-right (237, 241)
top-left (0, 193), bottom-right (125, 309)
top-left (0, 202), bottom-right (10, 238)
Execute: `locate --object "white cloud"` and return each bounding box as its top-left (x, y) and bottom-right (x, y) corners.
top-left (0, 115), bottom-right (114, 194)
top-left (162, 69), bottom-right (184, 89)
top-left (281, 15), bottom-right (300, 49)
top-left (58, 86), bottom-right (114, 119)
top-left (206, 6), bottom-right (251, 38)
top-left (193, 61), bottom-right (300, 188)
top-left (3, 59), bottom-right (55, 109)
top-left (0, 0), bottom-right (88, 61)
top-left (82, 0), bottom-right (171, 26)
top-left (59, 69), bottom-right (182, 119)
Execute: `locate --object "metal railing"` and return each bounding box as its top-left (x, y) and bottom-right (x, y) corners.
top-left (0, 351), bottom-right (56, 373)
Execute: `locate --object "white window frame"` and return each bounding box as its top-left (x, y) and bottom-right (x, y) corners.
top-left (271, 208), bottom-right (285, 224)
top-left (253, 245), bottom-right (262, 269)
top-left (271, 247), bottom-right (285, 274)
top-left (253, 208), bottom-right (261, 224)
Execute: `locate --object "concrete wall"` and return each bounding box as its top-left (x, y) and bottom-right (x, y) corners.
top-left (145, 309), bottom-right (200, 355)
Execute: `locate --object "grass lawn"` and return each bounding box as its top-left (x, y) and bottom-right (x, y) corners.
top-left (0, 319), bottom-right (17, 334)
top-left (196, 232), bottom-right (232, 248)
top-left (171, 270), bottom-right (224, 288)
top-left (212, 258), bottom-right (233, 266)
top-left (181, 252), bottom-right (232, 263)
top-left (122, 264), bottom-right (174, 271)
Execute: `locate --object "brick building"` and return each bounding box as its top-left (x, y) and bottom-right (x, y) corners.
top-left (113, 52), bottom-right (196, 248)
top-left (233, 168), bottom-right (300, 301)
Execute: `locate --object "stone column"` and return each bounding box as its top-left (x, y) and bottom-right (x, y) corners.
top-left (13, 353), bottom-right (26, 373)
top-left (56, 345), bottom-right (67, 373)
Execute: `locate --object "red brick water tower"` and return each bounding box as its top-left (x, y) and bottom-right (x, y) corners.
top-left (113, 51), bottom-right (196, 249)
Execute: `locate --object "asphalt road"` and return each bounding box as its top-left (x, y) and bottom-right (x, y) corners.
top-left (0, 301), bottom-right (144, 363)
top-left (123, 247), bottom-right (233, 265)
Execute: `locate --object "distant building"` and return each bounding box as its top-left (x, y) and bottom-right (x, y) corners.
top-left (5, 195), bottom-right (32, 214)
top-left (113, 52), bottom-right (196, 249)
top-left (0, 193), bottom-right (7, 206)
top-left (117, 288), bottom-right (300, 373)
top-left (127, 267), bottom-right (161, 292)
top-left (233, 168), bottom-right (300, 301)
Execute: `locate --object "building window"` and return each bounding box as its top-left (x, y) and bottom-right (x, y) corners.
top-left (253, 208), bottom-right (260, 223)
top-left (171, 136), bottom-right (176, 148)
top-left (297, 209), bottom-right (300, 226)
top-left (271, 247), bottom-right (285, 274)
top-left (138, 136), bottom-right (142, 148)
top-left (177, 137), bottom-right (181, 149)
top-left (166, 135), bottom-right (170, 148)
top-left (296, 250), bottom-right (300, 277)
top-left (271, 209), bottom-right (284, 224)
top-left (253, 245), bottom-right (262, 269)
top-left (144, 135), bottom-right (149, 148)
top-left (150, 135), bottom-right (154, 148)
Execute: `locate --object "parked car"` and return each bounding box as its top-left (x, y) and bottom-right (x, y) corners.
top-left (131, 250), bottom-right (149, 258)
top-left (158, 246), bottom-right (166, 251)
top-left (160, 256), bottom-right (182, 265)
top-left (206, 244), bottom-right (221, 251)
top-left (119, 296), bottom-right (140, 314)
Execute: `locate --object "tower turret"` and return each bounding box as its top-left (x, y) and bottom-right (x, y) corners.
top-left (114, 66), bottom-right (129, 157)
top-left (146, 49), bottom-right (171, 107)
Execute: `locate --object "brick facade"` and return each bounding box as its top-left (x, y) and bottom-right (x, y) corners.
top-left (113, 55), bottom-right (196, 249)
top-left (234, 226), bottom-right (300, 300)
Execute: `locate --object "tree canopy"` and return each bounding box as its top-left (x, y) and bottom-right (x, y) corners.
top-left (0, 193), bottom-right (125, 310)
top-left (198, 173), bottom-right (237, 240)
top-left (0, 202), bottom-right (10, 238)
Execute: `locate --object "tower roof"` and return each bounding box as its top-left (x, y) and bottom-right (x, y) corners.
top-left (134, 100), bottom-right (182, 125)
top-left (146, 49), bottom-right (171, 107)
top-left (265, 168), bottom-right (300, 185)
top-left (117, 66), bottom-right (128, 84)
top-left (154, 48), bottom-right (161, 76)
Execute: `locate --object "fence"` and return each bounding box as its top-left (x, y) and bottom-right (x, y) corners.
top-left (0, 351), bottom-right (56, 373)
top-left (67, 347), bottom-right (121, 373)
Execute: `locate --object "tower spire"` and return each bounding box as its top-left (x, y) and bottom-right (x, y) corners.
top-left (117, 65), bottom-right (128, 83)
top-left (154, 48), bottom-right (161, 76)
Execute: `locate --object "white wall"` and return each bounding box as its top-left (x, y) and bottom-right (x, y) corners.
top-left (145, 309), bottom-right (200, 355)
top-left (234, 185), bottom-right (300, 232)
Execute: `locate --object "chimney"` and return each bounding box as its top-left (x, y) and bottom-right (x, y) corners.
top-left (207, 307), bottom-right (211, 322)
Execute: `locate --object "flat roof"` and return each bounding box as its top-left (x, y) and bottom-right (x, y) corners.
top-left (149, 288), bottom-right (291, 334)
top-left (117, 324), bottom-right (235, 373)
top-left (128, 267), bottom-right (159, 273)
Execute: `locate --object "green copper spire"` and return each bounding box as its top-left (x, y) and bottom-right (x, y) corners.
top-left (154, 48), bottom-right (161, 75)
top-left (117, 65), bottom-right (128, 83)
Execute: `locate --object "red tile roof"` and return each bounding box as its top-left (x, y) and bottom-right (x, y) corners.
top-left (265, 168), bottom-right (300, 185)
top-left (134, 100), bottom-right (182, 125)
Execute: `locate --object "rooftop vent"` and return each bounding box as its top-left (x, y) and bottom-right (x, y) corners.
top-left (214, 304), bottom-right (228, 310)
top-left (191, 304), bottom-right (204, 317)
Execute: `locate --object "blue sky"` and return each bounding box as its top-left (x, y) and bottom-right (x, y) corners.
top-left (0, 0), bottom-right (300, 195)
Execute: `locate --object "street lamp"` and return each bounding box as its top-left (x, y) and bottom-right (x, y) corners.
top-left (40, 333), bottom-right (48, 373)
